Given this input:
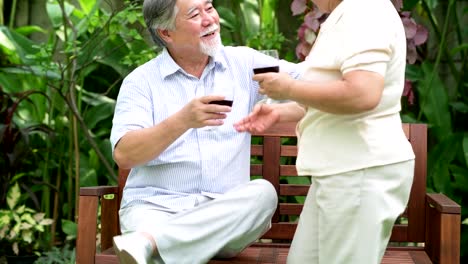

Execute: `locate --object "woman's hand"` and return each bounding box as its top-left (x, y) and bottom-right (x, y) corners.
top-left (253, 72), bottom-right (295, 101)
top-left (233, 103), bottom-right (279, 133)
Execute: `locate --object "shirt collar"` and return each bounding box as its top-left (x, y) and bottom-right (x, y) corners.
top-left (159, 47), bottom-right (228, 79)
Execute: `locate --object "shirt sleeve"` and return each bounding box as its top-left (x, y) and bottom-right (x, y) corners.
top-left (110, 73), bottom-right (153, 152)
top-left (339, 5), bottom-right (393, 76)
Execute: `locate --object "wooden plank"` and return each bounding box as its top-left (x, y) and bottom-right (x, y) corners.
top-left (279, 184), bottom-right (309, 196)
top-left (425, 201), bottom-right (440, 262)
top-left (280, 145), bottom-right (297, 157)
top-left (263, 136), bottom-right (282, 222)
top-left (389, 225), bottom-right (409, 242)
top-left (252, 122), bottom-right (297, 137)
top-left (76, 196), bottom-right (99, 264)
top-left (279, 165), bottom-right (297, 176)
top-left (279, 203), bottom-right (303, 215)
top-left (426, 193), bottom-right (461, 214)
top-left (262, 223), bottom-right (297, 240)
top-left (251, 145), bottom-right (263, 156)
top-left (95, 254), bottom-right (118, 264)
top-left (250, 164), bottom-right (262, 176)
top-left (80, 186), bottom-right (118, 196)
top-left (100, 195), bottom-right (120, 252)
top-left (407, 123), bottom-right (427, 242)
top-left (426, 201), bottom-right (461, 264)
top-left (118, 169), bottom-right (130, 208)
top-left (409, 251), bottom-right (433, 264)
top-left (208, 247), bottom-right (429, 264)
top-left (438, 213), bottom-right (461, 264)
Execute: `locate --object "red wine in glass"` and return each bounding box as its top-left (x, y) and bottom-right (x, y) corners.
top-left (253, 66), bottom-right (279, 74)
top-left (209, 100), bottom-right (233, 106)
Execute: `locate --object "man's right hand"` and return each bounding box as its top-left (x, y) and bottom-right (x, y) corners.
top-left (179, 95), bottom-right (232, 129)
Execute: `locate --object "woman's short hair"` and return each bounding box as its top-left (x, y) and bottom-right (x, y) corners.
top-left (143, 0), bottom-right (178, 47)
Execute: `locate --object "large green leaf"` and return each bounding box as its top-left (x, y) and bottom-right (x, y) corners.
top-left (240, 0), bottom-right (260, 38)
top-left (427, 133), bottom-right (460, 193)
top-left (217, 7), bottom-right (238, 30)
top-left (61, 219), bottom-right (77, 239)
top-left (14, 25), bottom-right (47, 36)
top-left (0, 26), bottom-right (40, 64)
top-left (451, 164), bottom-right (468, 194)
top-left (83, 102), bottom-right (114, 130)
top-left (417, 62), bottom-right (452, 140)
top-left (46, 0), bottom-right (75, 29)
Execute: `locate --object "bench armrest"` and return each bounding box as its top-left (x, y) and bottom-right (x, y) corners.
top-left (77, 185), bottom-right (120, 264)
top-left (426, 193), bottom-right (461, 214)
top-left (425, 193), bottom-right (461, 264)
top-left (80, 185), bottom-right (118, 196)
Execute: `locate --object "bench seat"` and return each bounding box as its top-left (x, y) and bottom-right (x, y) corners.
top-left (94, 246), bottom-right (432, 264)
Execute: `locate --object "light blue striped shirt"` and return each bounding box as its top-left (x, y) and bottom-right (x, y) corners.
top-left (111, 46), bottom-right (301, 211)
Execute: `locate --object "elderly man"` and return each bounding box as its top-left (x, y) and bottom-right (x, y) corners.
top-left (110, 0), bottom-right (301, 263)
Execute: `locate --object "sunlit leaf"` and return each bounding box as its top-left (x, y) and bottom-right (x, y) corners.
top-left (39, 219), bottom-right (54, 226)
top-left (6, 183), bottom-right (21, 210)
top-left (0, 29), bottom-right (16, 51)
top-left (22, 229), bottom-right (33, 243)
top-left (21, 213), bottom-right (36, 226)
top-left (78, 0), bottom-right (99, 15)
top-left (20, 222), bottom-right (32, 230)
top-left (13, 242), bottom-right (19, 255)
top-left (33, 212), bottom-right (45, 222)
top-left (14, 25), bottom-right (47, 36)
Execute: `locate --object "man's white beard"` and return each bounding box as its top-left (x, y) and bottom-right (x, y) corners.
top-left (200, 34), bottom-right (221, 57)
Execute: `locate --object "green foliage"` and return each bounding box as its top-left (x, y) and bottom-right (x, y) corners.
top-left (216, 0), bottom-right (286, 54)
top-left (399, 0), bottom-right (467, 260)
top-left (0, 0), bottom-right (155, 250)
top-left (35, 245), bottom-right (75, 264)
top-left (0, 86), bottom-right (53, 208)
top-left (0, 183), bottom-right (53, 256)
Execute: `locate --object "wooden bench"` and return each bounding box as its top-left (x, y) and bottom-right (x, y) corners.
top-left (76, 122), bottom-right (461, 264)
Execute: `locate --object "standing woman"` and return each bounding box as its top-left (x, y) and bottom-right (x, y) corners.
top-left (234, 0), bottom-right (415, 263)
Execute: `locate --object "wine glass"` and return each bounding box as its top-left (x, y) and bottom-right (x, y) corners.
top-left (201, 75), bottom-right (234, 131)
top-left (254, 50), bottom-right (280, 104)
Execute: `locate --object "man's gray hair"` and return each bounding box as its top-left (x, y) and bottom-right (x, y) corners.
top-left (143, 0), bottom-right (179, 47)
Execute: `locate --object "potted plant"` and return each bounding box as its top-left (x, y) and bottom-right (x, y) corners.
top-left (0, 182), bottom-right (54, 264)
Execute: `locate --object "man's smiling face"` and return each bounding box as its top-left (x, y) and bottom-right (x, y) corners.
top-left (168, 0), bottom-right (221, 57)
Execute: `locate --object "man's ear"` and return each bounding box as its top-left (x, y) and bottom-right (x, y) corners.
top-left (158, 29), bottom-right (172, 43)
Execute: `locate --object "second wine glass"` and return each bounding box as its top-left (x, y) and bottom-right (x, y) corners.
top-left (254, 50), bottom-right (280, 104)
